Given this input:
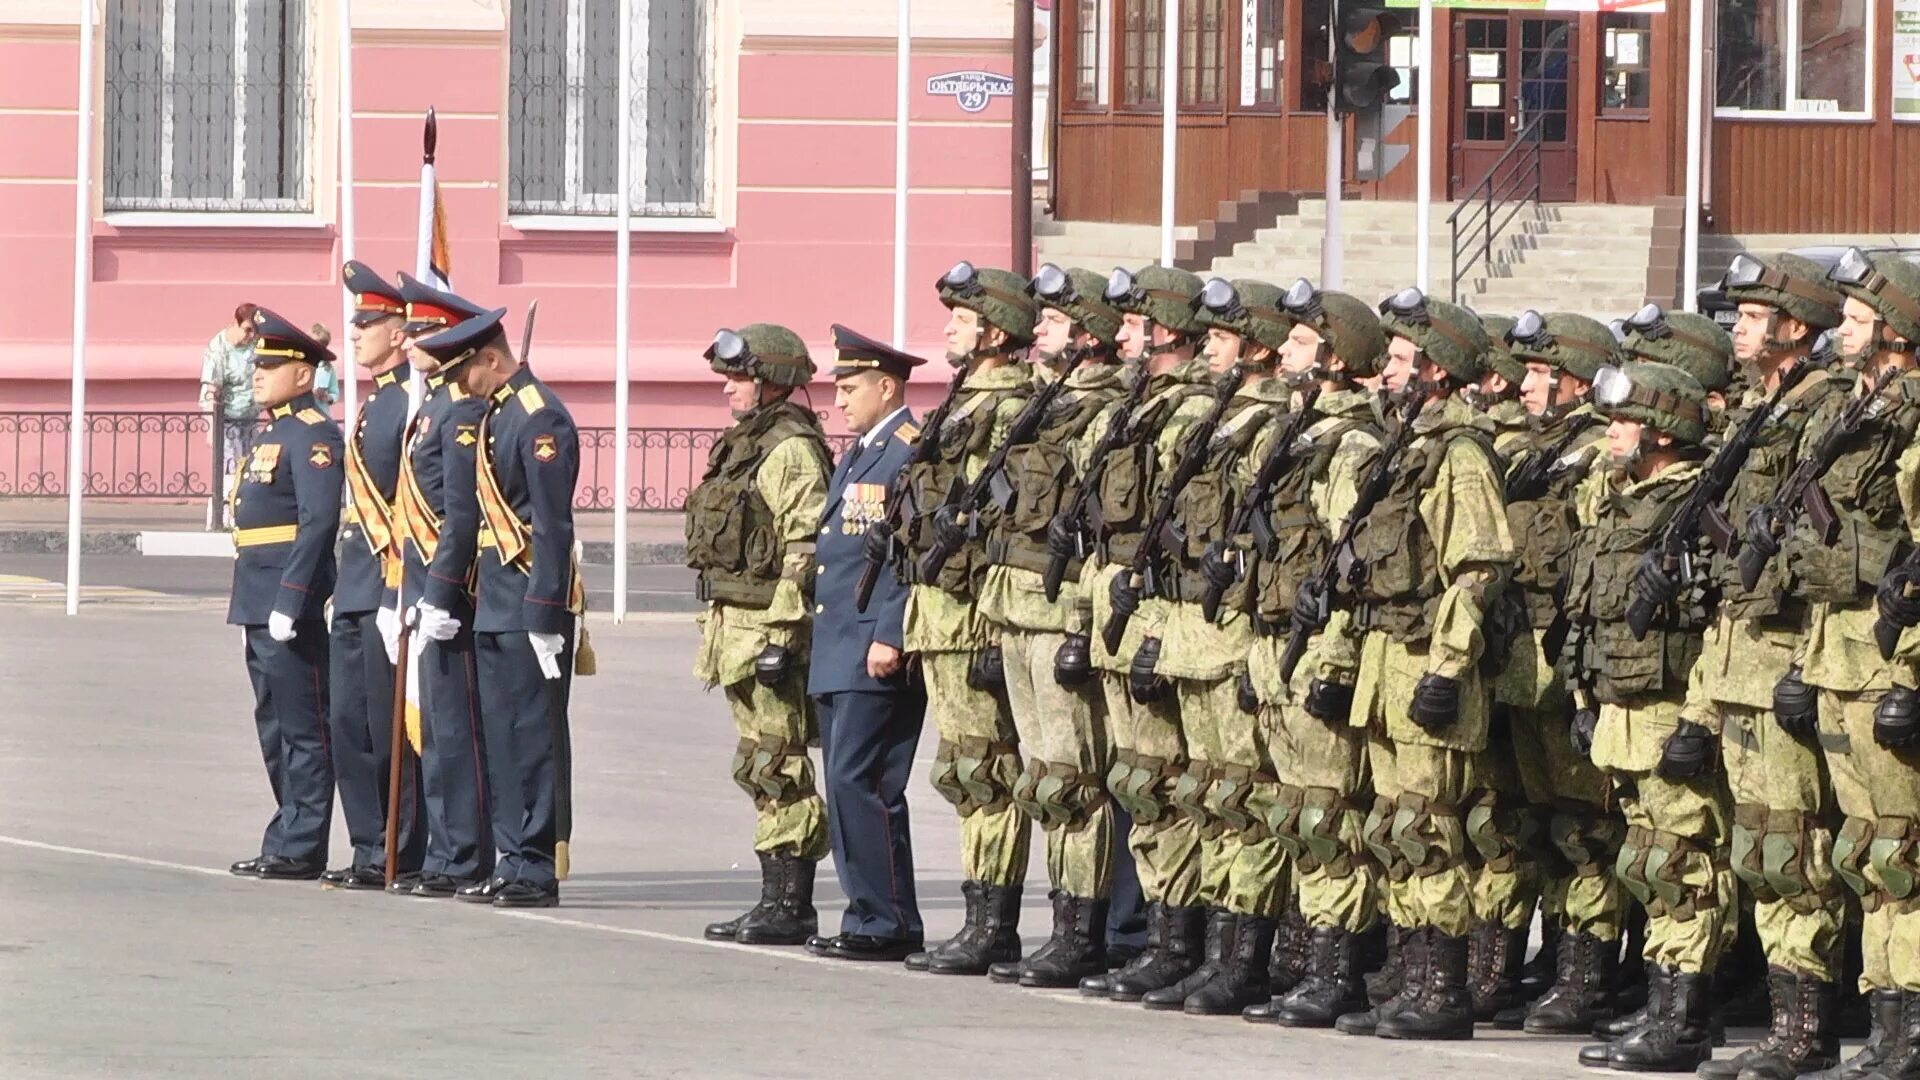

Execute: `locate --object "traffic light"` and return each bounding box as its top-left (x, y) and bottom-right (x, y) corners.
top-left (1333, 2), bottom-right (1401, 116)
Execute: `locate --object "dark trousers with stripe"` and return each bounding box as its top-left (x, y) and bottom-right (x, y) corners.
top-left (815, 688), bottom-right (927, 940)
top-left (244, 622), bottom-right (334, 863)
top-left (328, 610), bottom-right (425, 872)
top-left (419, 627), bottom-right (495, 882)
top-left (475, 631), bottom-right (566, 889)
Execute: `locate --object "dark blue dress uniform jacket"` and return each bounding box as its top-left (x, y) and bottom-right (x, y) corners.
top-left (806, 408), bottom-right (917, 696)
top-left (472, 367), bottom-right (580, 634)
top-left (335, 368), bottom-right (409, 615)
top-left (227, 393), bottom-right (344, 625)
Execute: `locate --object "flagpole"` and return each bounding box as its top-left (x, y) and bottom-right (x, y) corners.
top-left (337, 0), bottom-right (357, 427)
top-left (408, 108), bottom-right (438, 423)
top-left (613, 0), bottom-right (633, 624)
top-left (1681, 0), bottom-right (1705, 311)
top-left (1414, 0), bottom-right (1433, 294)
top-left (1159, 0), bottom-right (1177, 266)
top-left (66, 0), bottom-right (95, 617)
top-left (893, 0), bottom-right (910, 347)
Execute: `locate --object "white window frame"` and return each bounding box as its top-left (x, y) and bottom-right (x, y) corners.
top-left (508, 0), bottom-right (718, 223)
top-left (1713, 0), bottom-right (1875, 121)
top-left (106, 0), bottom-right (315, 214)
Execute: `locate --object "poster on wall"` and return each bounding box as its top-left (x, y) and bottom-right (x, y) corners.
top-left (1898, 0), bottom-right (1920, 117)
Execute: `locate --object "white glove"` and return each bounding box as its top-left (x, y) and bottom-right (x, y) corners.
top-left (375, 606), bottom-right (401, 664)
top-left (268, 611), bottom-right (297, 643)
top-left (416, 602), bottom-right (461, 643)
top-left (529, 631), bottom-right (565, 680)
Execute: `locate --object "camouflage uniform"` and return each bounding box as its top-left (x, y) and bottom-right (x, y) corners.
top-left (689, 325), bottom-right (832, 946)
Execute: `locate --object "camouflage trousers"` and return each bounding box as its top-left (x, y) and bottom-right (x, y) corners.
top-left (921, 650), bottom-right (1031, 887)
top-left (1820, 688), bottom-right (1920, 992)
top-left (1269, 703), bottom-right (1377, 933)
top-left (1001, 628), bottom-right (1112, 899)
top-left (1177, 675), bottom-right (1291, 917)
top-left (1612, 767), bottom-right (1735, 975)
top-left (1366, 730), bottom-right (1475, 936)
top-left (724, 673), bottom-right (830, 861)
top-left (1102, 672), bottom-right (1202, 907)
top-left (1501, 704), bottom-right (1626, 943)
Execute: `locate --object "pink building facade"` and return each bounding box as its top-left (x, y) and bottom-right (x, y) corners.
top-left (0, 0), bottom-right (1020, 446)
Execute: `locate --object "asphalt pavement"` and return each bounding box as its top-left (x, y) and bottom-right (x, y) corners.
top-left (0, 601), bottom-right (1792, 1078)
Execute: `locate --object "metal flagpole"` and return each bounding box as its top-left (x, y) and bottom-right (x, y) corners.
top-left (66, 0), bottom-right (95, 616)
top-left (1414, 0), bottom-right (1433, 293)
top-left (1322, 9), bottom-right (1342, 289)
top-left (1681, 0), bottom-right (1705, 311)
top-left (613, 0), bottom-right (633, 623)
top-left (337, 0), bottom-right (357, 426)
top-left (1159, 0), bottom-right (1178, 266)
top-left (893, 0), bottom-right (910, 347)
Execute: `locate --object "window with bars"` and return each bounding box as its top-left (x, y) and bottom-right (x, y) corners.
top-left (509, 0), bottom-right (716, 218)
top-left (1180, 0), bottom-right (1224, 106)
top-left (1073, 0), bottom-right (1112, 106)
top-left (104, 0), bottom-right (314, 213)
top-left (1120, 0), bottom-right (1163, 108)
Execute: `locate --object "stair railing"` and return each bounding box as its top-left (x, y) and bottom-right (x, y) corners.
top-left (1445, 114), bottom-right (1546, 302)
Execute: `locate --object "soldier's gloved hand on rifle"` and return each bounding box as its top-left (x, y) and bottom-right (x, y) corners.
top-left (861, 520), bottom-right (895, 566)
top-left (1743, 505), bottom-right (1783, 559)
top-left (1109, 572), bottom-right (1141, 620)
top-left (1657, 720), bottom-right (1715, 780)
top-left (753, 643), bottom-right (791, 687)
top-left (1304, 679), bottom-right (1353, 724)
top-left (1772, 666), bottom-right (1819, 741)
top-left (1874, 686), bottom-right (1920, 749)
top-left (1046, 515), bottom-right (1080, 560)
top-left (1236, 670), bottom-right (1259, 715)
top-left (1054, 634), bottom-right (1092, 687)
top-left (1292, 578), bottom-right (1331, 634)
top-left (1876, 565), bottom-right (1920, 628)
top-left (1633, 550), bottom-right (1680, 607)
top-left (1199, 540), bottom-right (1239, 592)
top-left (931, 504), bottom-right (969, 552)
top-left (1409, 673), bottom-right (1460, 732)
top-left (1568, 706), bottom-right (1599, 760)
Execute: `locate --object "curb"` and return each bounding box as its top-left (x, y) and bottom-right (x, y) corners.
top-left (0, 529), bottom-right (688, 566)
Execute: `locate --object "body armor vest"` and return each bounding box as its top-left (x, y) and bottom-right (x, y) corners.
top-left (1095, 377), bottom-right (1210, 565)
top-left (1168, 397), bottom-right (1287, 602)
top-left (1250, 415), bottom-right (1367, 629)
top-left (684, 400), bottom-right (829, 608)
top-left (1566, 467), bottom-right (1709, 703)
top-left (1783, 372), bottom-right (1920, 604)
top-left (1349, 422), bottom-right (1500, 642)
top-left (989, 383), bottom-right (1121, 574)
top-left (902, 384), bottom-right (1028, 595)
top-left (1506, 414), bottom-right (1602, 629)
top-left (1714, 369), bottom-right (1845, 621)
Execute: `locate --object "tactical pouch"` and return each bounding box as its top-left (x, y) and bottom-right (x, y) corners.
top-left (1095, 441), bottom-right (1150, 535)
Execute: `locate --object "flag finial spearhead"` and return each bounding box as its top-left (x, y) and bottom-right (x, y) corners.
top-left (424, 107), bottom-right (438, 164)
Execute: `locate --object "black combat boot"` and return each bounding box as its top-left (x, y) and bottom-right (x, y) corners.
top-left (1013, 892), bottom-right (1109, 988)
top-left (1269, 906), bottom-right (1310, 998)
top-left (1695, 968), bottom-right (1840, 1080)
top-left (923, 882), bottom-right (1023, 975)
top-left (1142, 909), bottom-right (1235, 1010)
top-left (1183, 914), bottom-right (1275, 1015)
top-left (1615, 909), bottom-right (1650, 1016)
top-left (735, 855), bottom-right (817, 945)
top-left (1865, 988), bottom-right (1920, 1080)
top-left (1581, 965), bottom-right (1670, 1069)
top-left (1523, 919), bottom-right (1563, 999)
top-left (906, 879), bottom-right (981, 971)
top-left (1525, 930), bottom-right (1617, 1034)
top-left (1106, 904), bottom-right (1206, 1002)
top-left (1339, 926), bottom-right (1431, 1035)
top-left (1472, 922), bottom-right (1528, 1023)
top-left (1599, 966), bottom-right (1716, 1072)
top-left (1376, 930), bottom-right (1476, 1040)
top-left (1803, 987), bottom-right (1903, 1079)
top-left (1261, 926), bottom-right (1371, 1027)
top-left (1365, 923), bottom-right (1410, 1006)
top-left (705, 850), bottom-right (779, 940)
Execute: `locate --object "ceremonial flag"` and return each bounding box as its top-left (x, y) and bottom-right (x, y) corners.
top-left (401, 107), bottom-right (451, 753)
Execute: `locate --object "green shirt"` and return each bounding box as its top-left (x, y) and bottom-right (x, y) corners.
top-left (200, 331), bottom-right (256, 421)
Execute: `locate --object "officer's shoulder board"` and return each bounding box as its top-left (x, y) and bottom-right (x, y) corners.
top-left (893, 421), bottom-right (920, 447)
top-left (516, 383), bottom-right (546, 416)
top-left (297, 407), bottom-right (327, 425)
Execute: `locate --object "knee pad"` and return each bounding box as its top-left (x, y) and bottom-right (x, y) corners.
top-left (1297, 787), bottom-right (1360, 879)
top-left (1730, 803), bottom-right (1836, 913)
top-left (732, 734), bottom-right (814, 809)
top-left (1616, 825), bottom-right (1655, 907)
top-left (930, 736), bottom-right (1019, 816)
top-left (1392, 792), bottom-right (1466, 878)
top-left (1833, 817), bottom-right (1876, 908)
top-left (1464, 791), bottom-right (1522, 873)
top-left (1549, 806), bottom-right (1625, 879)
top-left (729, 736), bottom-right (760, 802)
top-left (1867, 815), bottom-right (1920, 905)
top-left (1012, 759), bottom-right (1107, 831)
top-left (1629, 825), bottom-right (1717, 923)
top-left (1363, 795), bottom-right (1408, 882)
top-left (1106, 749), bottom-right (1175, 825)
top-left (1266, 782), bottom-right (1308, 861)
top-left (1207, 763), bottom-right (1270, 841)
top-left (1170, 760), bottom-right (1216, 834)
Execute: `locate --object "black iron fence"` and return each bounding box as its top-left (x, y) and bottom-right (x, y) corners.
top-left (1, 410), bottom-right (858, 513)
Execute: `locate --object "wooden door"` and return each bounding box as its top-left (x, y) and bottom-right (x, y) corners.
top-left (1450, 14), bottom-right (1578, 202)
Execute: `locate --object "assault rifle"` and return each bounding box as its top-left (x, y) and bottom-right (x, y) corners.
top-left (914, 351), bottom-right (1092, 583)
top-left (1505, 413), bottom-right (1602, 503)
top-left (1623, 361), bottom-right (1810, 639)
top-left (1100, 364), bottom-right (1248, 656)
top-left (1040, 366), bottom-right (1155, 601)
top-left (1198, 387), bottom-right (1322, 622)
top-left (853, 364), bottom-right (969, 613)
top-left (1277, 390), bottom-right (1427, 685)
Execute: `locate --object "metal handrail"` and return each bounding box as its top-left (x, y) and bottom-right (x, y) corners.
top-left (1446, 114), bottom-right (1547, 302)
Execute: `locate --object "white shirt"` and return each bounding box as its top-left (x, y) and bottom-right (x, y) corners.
top-left (858, 406), bottom-right (909, 449)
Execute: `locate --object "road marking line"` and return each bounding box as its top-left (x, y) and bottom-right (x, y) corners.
top-left (0, 835), bottom-right (229, 877)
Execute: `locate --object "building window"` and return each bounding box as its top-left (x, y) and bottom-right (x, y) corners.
top-left (509, 0), bottom-right (715, 218)
top-left (1463, 17), bottom-right (1509, 142)
top-left (1385, 29), bottom-right (1419, 106)
top-left (1180, 0), bottom-right (1225, 106)
top-left (1074, 0), bottom-right (1112, 107)
top-left (1716, 0), bottom-right (1870, 116)
top-left (104, 0), bottom-right (314, 213)
top-left (1298, 0), bottom-right (1331, 112)
top-left (1238, 0), bottom-right (1283, 107)
top-left (1121, 0), bottom-right (1163, 108)
top-left (1600, 13), bottom-right (1652, 112)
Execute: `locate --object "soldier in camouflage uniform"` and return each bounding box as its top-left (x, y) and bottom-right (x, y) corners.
top-left (976, 264), bottom-right (1130, 987)
top-left (691, 324), bottom-right (833, 946)
top-left (883, 262), bottom-right (1038, 976)
top-left (1638, 253), bottom-right (1848, 1080)
top-left (1080, 265), bottom-right (1218, 1001)
top-left (1129, 277), bottom-right (1294, 1017)
top-left (1562, 360), bottom-right (1724, 1073)
top-left (1336, 287), bottom-right (1515, 1041)
top-left (1620, 305), bottom-right (1735, 438)
top-left (1475, 313), bottom-right (1531, 441)
top-left (1236, 281), bottom-right (1389, 1028)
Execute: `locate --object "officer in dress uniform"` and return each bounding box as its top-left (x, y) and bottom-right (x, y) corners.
top-left (805, 324), bottom-right (930, 961)
top-left (416, 305), bottom-right (584, 909)
top-left (225, 309), bottom-right (345, 881)
top-left (385, 273), bottom-right (498, 899)
top-left (322, 262), bottom-right (425, 889)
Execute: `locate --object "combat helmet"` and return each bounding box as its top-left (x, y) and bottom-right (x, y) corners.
top-left (1477, 312), bottom-right (1527, 384)
top-left (705, 323), bottom-right (816, 388)
top-left (937, 261), bottom-right (1038, 348)
top-left (1829, 247), bottom-right (1920, 347)
top-left (1028, 263), bottom-right (1125, 348)
top-left (1279, 279), bottom-right (1386, 378)
top-left (1104, 264), bottom-right (1206, 337)
top-left (1593, 360), bottom-right (1708, 446)
top-left (1506, 310), bottom-right (1620, 382)
top-left (1194, 277), bottom-right (1293, 355)
top-left (1618, 304), bottom-right (1733, 394)
top-left (1723, 252), bottom-right (1844, 332)
top-left (1375, 286), bottom-right (1491, 383)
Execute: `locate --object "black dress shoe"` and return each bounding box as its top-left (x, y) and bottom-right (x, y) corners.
top-left (826, 934), bottom-right (925, 962)
top-left (492, 881), bottom-right (559, 909)
top-left (411, 873), bottom-right (462, 899)
top-left (456, 877), bottom-right (508, 904)
top-left (320, 867), bottom-right (352, 885)
top-left (338, 867), bottom-right (387, 891)
top-left (254, 856), bottom-right (325, 881)
top-left (229, 857), bottom-right (266, 877)
top-left (805, 934), bottom-right (837, 957)
top-left (386, 872), bottom-right (424, 895)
